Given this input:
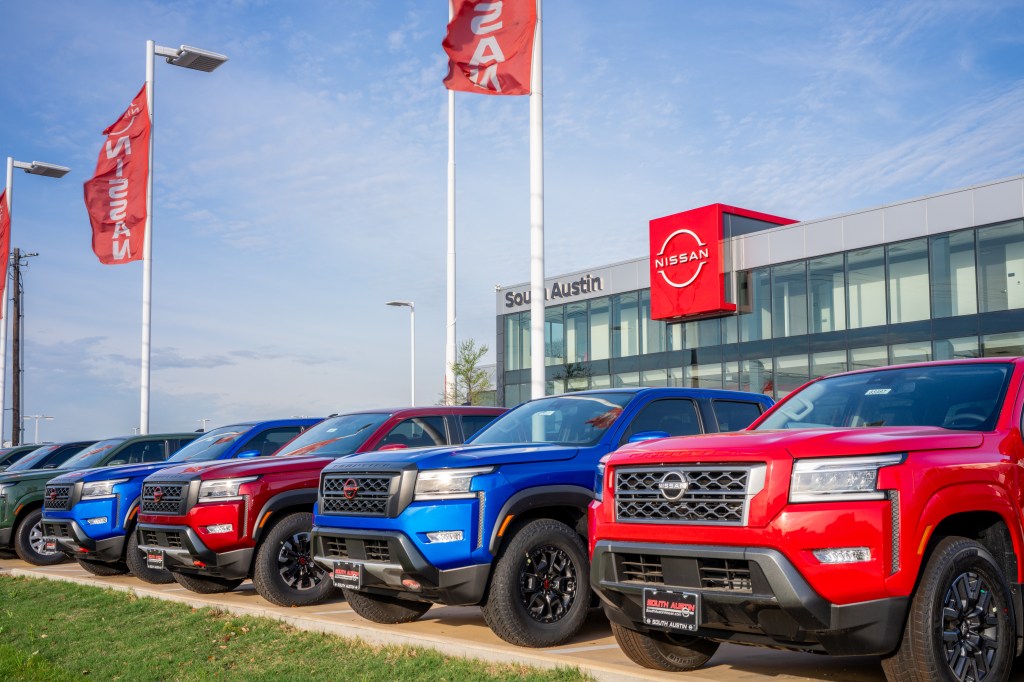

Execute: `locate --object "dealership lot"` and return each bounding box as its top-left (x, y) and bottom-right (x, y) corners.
top-left (0, 554), bottom-right (886, 682)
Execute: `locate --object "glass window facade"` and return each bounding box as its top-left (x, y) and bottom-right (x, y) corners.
top-left (499, 219), bottom-right (1024, 406)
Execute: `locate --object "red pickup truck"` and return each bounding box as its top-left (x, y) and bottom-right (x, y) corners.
top-left (591, 359), bottom-right (1024, 682)
top-left (136, 407), bottom-right (503, 607)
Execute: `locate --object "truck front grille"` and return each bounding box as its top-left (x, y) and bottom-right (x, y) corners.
top-left (616, 553), bottom-right (753, 593)
top-left (614, 464), bottom-right (765, 526)
top-left (320, 474), bottom-right (396, 517)
top-left (141, 483), bottom-right (187, 515)
top-left (43, 485), bottom-right (72, 511)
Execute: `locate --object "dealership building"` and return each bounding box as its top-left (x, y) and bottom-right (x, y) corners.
top-left (494, 175), bottom-right (1024, 406)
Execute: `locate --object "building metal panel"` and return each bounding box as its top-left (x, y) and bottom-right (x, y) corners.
top-left (926, 189), bottom-right (974, 235)
top-left (842, 210), bottom-right (885, 250)
top-left (883, 200), bottom-right (928, 242)
top-left (768, 224), bottom-right (805, 264)
top-left (804, 218), bottom-right (845, 259)
top-left (973, 178), bottom-right (1024, 227)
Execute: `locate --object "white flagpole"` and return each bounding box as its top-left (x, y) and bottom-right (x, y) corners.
top-left (445, 0), bottom-right (457, 405)
top-left (529, 0), bottom-right (545, 400)
top-left (141, 40), bottom-right (155, 434)
top-left (1, 158), bottom-right (12, 444)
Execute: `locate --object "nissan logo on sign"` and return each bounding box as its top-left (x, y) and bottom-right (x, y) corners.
top-left (653, 229), bottom-right (710, 289)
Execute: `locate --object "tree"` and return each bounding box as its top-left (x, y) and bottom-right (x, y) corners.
top-left (444, 339), bottom-right (494, 406)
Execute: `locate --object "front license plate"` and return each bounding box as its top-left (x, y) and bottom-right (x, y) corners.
top-left (332, 561), bottom-right (363, 589)
top-left (146, 550), bottom-right (165, 570)
top-left (42, 537), bottom-right (57, 553)
top-left (642, 588), bottom-right (700, 632)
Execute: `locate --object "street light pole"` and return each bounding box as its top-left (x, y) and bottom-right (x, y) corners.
top-left (138, 41), bottom-right (227, 435)
top-left (1, 158), bottom-right (69, 445)
top-left (386, 301), bottom-right (416, 406)
top-left (21, 415), bottom-right (52, 444)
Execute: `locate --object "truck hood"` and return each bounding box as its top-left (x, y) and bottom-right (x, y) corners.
top-left (48, 461), bottom-right (175, 485)
top-left (0, 467), bottom-right (72, 486)
top-left (325, 442), bottom-right (579, 472)
top-left (611, 426), bottom-right (985, 465)
top-left (152, 454), bottom-right (335, 481)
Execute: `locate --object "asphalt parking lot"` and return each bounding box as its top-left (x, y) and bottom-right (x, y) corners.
top-left (0, 553), bottom-right (889, 682)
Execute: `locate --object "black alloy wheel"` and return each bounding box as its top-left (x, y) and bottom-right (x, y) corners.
top-left (277, 530), bottom-right (324, 591)
top-left (940, 570), bottom-right (1002, 681)
top-left (518, 543), bottom-right (578, 624)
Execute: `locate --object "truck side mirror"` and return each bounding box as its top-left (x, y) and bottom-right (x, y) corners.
top-left (627, 430), bottom-right (671, 444)
top-left (237, 450), bottom-right (260, 459)
top-left (378, 444), bottom-right (408, 451)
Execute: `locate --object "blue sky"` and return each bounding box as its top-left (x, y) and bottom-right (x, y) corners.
top-left (1, 0), bottom-right (1022, 442)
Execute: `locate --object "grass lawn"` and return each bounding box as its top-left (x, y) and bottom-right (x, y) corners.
top-left (0, 576), bottom-right (589, 681)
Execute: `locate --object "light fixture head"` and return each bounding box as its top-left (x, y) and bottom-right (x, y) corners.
top-left (386, 300), bottom-right (414, 308)
top-left (24, 162), bottom-right (70, 178)
top-left (167, 45), bottom-right (228, 72)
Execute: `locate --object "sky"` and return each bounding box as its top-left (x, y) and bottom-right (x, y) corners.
top-left (0, 0), bottom-right (1022, 443)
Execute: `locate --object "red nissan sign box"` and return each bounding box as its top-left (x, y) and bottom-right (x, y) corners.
top-left (649, 204), bottom-right (796, 320)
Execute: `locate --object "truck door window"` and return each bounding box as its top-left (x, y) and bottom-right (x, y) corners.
top-left (378, 417), bottom-right (448, 449)
top-left (712, 400), bottom-right (765, 431)
top-left (621, 399), bottom-right (701, 444)
top-left (461, 414), bottom-right (501, 442)
top-left (239, 427), bottom-right (304, 457)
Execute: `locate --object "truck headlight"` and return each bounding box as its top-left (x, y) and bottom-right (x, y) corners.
top-left (414, 467), bottom-right (493, 501)
top-left (82, 479), bottom-right (128, 500)
top-left (197, 476), bottom-right (259, 502)
top-left (790, 454), bottom-right (904, 503)
top-left (594, 454), bottom-right (612, 502)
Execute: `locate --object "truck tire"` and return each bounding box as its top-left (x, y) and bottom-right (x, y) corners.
top-left (610, 621), bottom-right (719, 671)
top-left (75, 557), bottom-right (129, 576)
top-left (171, 570), bottom-right (244, 594)
top-left (881, 536), bottom-right (1015, 682)
top-left (343, 588), bottom-right (432, 624)
top-left (125, 531), bottom-right (174, 584)
top-left (14, 508), bottom-right (66, 566)
top-left (252, 512), bottom-right (333, 607)
top-left (481, 518), bottom-right (589, 647)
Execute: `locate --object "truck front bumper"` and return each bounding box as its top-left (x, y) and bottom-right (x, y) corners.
top-left (136, 523), bottom-right (253, 580)
top-left (591, 540), bottom-right (909, 657)
top-left (41, 519), bottom-right (124, 563)
top-left (311, 526), bottom-right (490, 606)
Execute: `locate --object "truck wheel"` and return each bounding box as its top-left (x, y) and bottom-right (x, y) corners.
top-left (14, 508), bottom-right (66, 566)
top-left (75, 557), bottom-right (129, 576)
top-left (481, 518), bottom-right (589, 647)
top-left (171, 570), bottom-right (244, 594)
top-left (881, 536), bottom-right (1015, 682)
top-left (611, 621), bottom-right (719, 671)
top-left (252, 512), bottom-right (333, 607)
top-left (125, 531), bottom-right (174, 584)
top-left (343, 588), bottom-right (432, 624)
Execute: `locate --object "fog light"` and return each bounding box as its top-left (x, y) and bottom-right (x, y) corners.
top-left (205, 524), bottom-right (233, 534)
top-left (85, 517), bottom-right (109, 526)
top-left (425, 530), bottom-right (463, 544)
top-left (401, 578), bottom-right (422, 591)
top-left (813, 547), bottom-right (872, 564)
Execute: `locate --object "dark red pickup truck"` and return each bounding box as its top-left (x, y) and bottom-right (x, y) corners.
top-left (136, 406), bottom-right (503, 606)
top-left (591, 359), bottom-right (1024, 682)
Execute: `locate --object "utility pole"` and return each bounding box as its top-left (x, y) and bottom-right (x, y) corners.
top-left (10, 248), bottom-right (37, 445)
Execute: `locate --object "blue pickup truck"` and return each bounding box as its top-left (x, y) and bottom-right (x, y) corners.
top-left (310, 388), bottom-right (772, 647)
top-left (42, 418), bottom-right (319, 582)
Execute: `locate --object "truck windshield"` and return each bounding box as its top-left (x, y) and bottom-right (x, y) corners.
top-left (470, 392), bottom-right (637, 446)
top-left (757, 363), bottom-right (1012, 432)
top-left (277, 413), bottom-right (390, 457)
top-left (59, 438), bottom-right (127, 470)
top-left (167, 425), bottom-right (253, 463)
top-left (4, 444), bottom-right (58, 472)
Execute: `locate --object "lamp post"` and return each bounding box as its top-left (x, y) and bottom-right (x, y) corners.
top-left (2, 158), bottom-right (69, 444)
top-left (139, 42), bottom-right (228, 435)
top-left (385, 301), bottom-right (416, 406)
top-left (21, 415), bottom-right (53, 444)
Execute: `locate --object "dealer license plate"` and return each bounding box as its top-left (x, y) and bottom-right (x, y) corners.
top-left (332, 560), bottom-right (363, 589)
top-left (642, 588), bottom-right (700, 632)
top-left (146, 550), bottom-right (165, 570)
top-left (42, 537), bottom-right (57, 553)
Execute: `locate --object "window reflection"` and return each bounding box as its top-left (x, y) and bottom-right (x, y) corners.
top-left (612, 292), bottom-right (640, 358)
top-left (809, 255), bottom-right (846, 333)
top-left (930, 231), bottom-right (977, 318)
top-left (772, 262), bottom-right (808, 337)
top-left (888, 239), bottom-right (929, 323)
top-left (978, 220), bottom-right (1024, 313)
top-left (848, 247), bottom-right (886, 329)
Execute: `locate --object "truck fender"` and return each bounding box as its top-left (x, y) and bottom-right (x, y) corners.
top-left (123, 497), bottom-right (141, 529)
top-left (252, 488), bottom-right (318, 543)
top-left (488, 485), bottom-right (593, 555)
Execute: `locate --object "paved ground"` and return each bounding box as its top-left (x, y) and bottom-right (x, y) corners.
top-left (0, 553), bottom-right (887, 682)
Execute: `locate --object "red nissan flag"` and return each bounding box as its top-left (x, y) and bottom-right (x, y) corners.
top-left (0, 190), bottom-right (9, 318)
top-left (84, 84), bottom-right (150, 264)
top-left (443, 0), bottom-right (536, 95)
